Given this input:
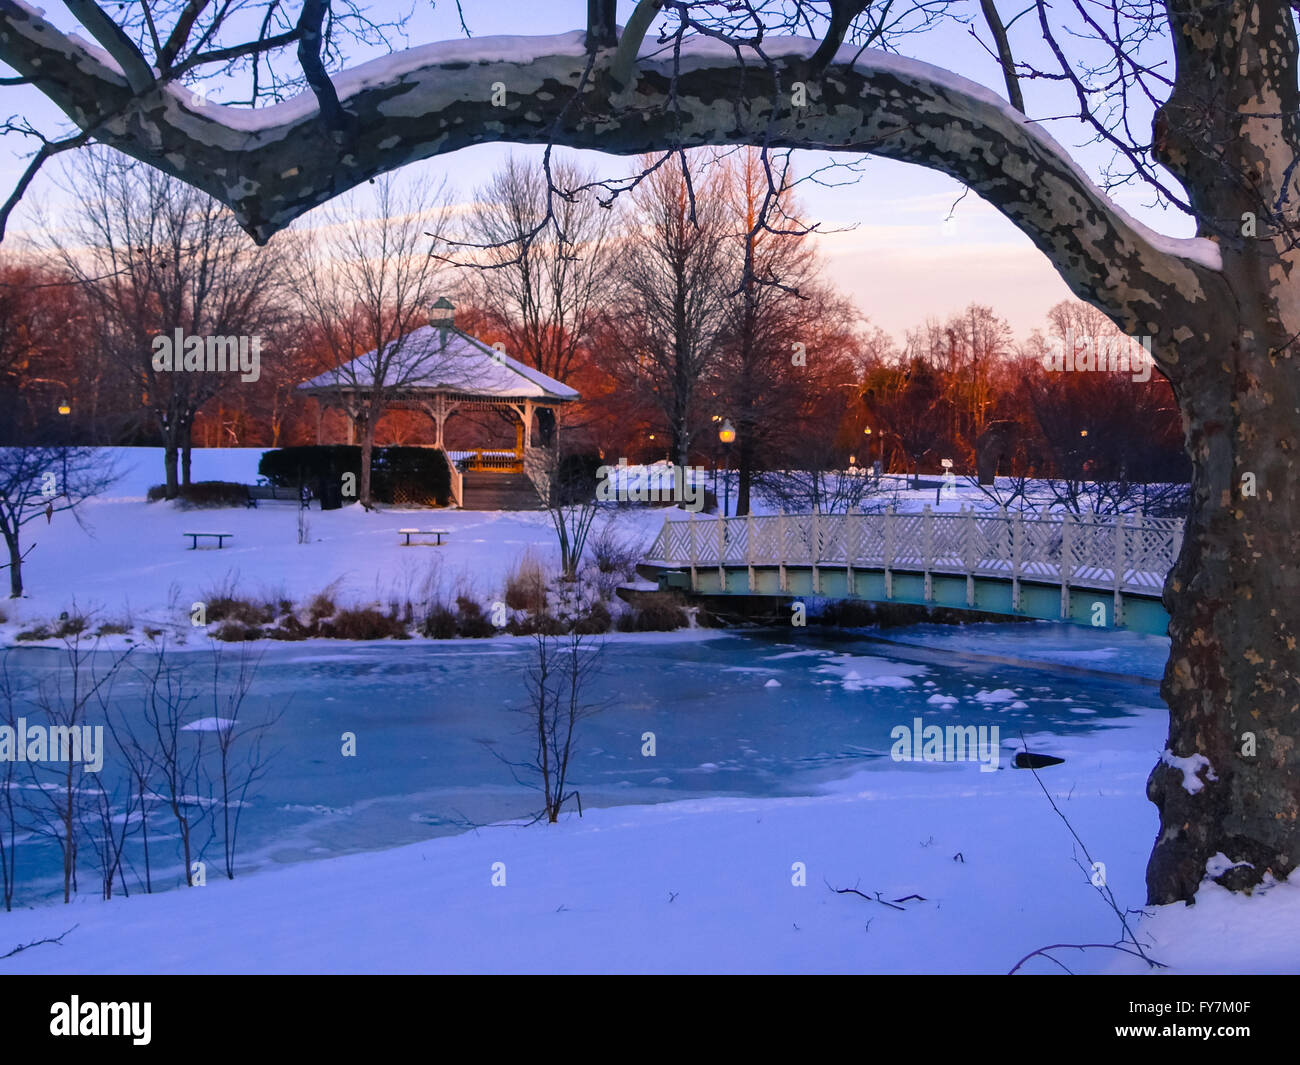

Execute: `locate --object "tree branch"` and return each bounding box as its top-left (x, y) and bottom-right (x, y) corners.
top-left (586, 0), bottom-right (617, 51)
top-left (978, 0), bottom-right (1024, 113)
top-left (808, 0), bottom-right (870, 73)
top-left (61, 0), bottom-right (156, 93)
top-left (609, 0), bottom-right (663, 89)
top-left (158, 0), bottom-right (211, 70)
top-left (0, 7), bottom-right (1225, 377)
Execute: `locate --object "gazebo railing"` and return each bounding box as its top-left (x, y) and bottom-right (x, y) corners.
top-left (464, 448), bottom-right (524, 473)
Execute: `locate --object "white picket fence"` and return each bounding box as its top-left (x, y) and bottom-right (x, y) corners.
top-left (645, 505), bottom-right (1183, 596)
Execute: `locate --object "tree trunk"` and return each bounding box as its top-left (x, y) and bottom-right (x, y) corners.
top-left (3, 527), bottom-right (21, 598)
top-left (359, 413), bottom-right (376, 505)
top-left (737, 437), bottom-right (754, 517)
top-left (163, 443), bottom-right (179, 500)
top-left (1146, 330), bottom-right (1300, 903)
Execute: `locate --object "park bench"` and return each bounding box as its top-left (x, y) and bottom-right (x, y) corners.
top-left (184, 532), bottom-right (234, 550)
top-left (246, 483), bottom-right (307, 507)
top-left (398, 528), bottom-right (450, 546)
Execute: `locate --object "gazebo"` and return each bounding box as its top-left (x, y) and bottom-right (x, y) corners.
top-left (297, 303), bottom-right (579, 506)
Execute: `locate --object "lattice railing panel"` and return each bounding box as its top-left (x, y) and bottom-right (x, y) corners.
top-left (647, 507), bottom-right (1182, 596)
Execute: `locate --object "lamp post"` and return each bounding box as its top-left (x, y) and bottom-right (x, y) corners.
top-left (864, 426), bottom-right (884, 478)
top-left (718, 418), bottom-right (736, 517)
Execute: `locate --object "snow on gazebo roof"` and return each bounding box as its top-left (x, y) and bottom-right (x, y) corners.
top-left (297, 324), bottom-right (579, 402)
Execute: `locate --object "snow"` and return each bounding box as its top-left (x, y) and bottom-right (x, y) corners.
top-left (177, 31), bottom-right (591, 134)
top-left (0, 447), bottom-right (669, 639)
top-left (298, 326), bottom-right (578, 401)
top-left (181, 717), bottom-right (236, 732)
top-left (813, 654), bottom-right (927, 691)
top-left (1160, 749), bottom-right (1217, 795)
top-left (1102, 875), bottom-right (1300, 975)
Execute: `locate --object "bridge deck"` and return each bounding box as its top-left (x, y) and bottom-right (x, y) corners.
top-left (639, 505), bottom-right (1180, 634)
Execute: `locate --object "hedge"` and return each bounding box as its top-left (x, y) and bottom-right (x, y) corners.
top-left (257, 445), bottom-right (451, 506)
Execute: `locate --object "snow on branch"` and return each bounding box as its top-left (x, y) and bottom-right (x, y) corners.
top-left (0, 2), bottom-right (1223, 358)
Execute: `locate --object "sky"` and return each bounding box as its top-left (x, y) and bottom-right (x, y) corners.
top-left (0, 0), bottom-right (1192, 346)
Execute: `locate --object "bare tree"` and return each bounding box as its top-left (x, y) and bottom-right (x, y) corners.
top-left (0, 446), bottom-right (118, 597)
top-left (16, 629), bottom-right (130, 903)
top-left (457, 154), bottom-right (615, 386)
top-left (502, 630), bottom-right (604, 824)
top-left (134, 644), bottom-right (213, 888)
top-left (538, 452), bottom-right (600, 582)
top-left (755, 460), bottom-right (880, 516)
top-left (0, 654), bottom-right (20, 910)
top-left (45, 148), bottom-right (282, 498)
top-left (287, 174), bottom-right (454, 505)
top-left (205, 642), bottom-right (279, 880)
top-left (600, 154), bottom-right (731, 468)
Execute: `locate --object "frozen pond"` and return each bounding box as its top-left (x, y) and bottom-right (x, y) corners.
top-left (1, 622), bottom-right (1167, 902)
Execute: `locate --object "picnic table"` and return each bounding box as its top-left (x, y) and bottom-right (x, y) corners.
top-left (184, 532), bottom-right (234, 549)
top-left (398, 528), bottom-right (450, 546)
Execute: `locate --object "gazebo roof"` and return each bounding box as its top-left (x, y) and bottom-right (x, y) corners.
top-left (297, 325), bottom-right (579, 402)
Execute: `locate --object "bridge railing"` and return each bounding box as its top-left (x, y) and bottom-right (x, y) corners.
top-left (645, 505), bottom-right (1183, 596)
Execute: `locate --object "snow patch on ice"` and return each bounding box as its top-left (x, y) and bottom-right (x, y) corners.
top-left (182, 717), bottom-right (236, 732)
top-left (973, 688), bottom-right (1019, 704)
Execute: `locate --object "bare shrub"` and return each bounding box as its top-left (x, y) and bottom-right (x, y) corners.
top-left (318, 607), bottom-right (408, 640)
top-left (617, 598), bottom-right (688, 632)
top-left (421, 603), bottom-right (458, 639)
top-left (504, 549), bottom-right (547, 613)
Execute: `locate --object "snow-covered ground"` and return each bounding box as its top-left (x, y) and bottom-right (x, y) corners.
top-left (0, 448), bottom-right (1288, 975)
top-left (0, 447), bottom-right (1013, 637)
top-left (3, 448), bottom-right (660, 636)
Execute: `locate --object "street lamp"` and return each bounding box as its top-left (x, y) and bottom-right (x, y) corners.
top-left (864, 426), bottom-right (884, 477)
top-left (718, 418), bottom-right (736, 517)
top-left (57, 400), bottom-right (71, 416)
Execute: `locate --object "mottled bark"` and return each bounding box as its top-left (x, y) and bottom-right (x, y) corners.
top-left (1142, 0), bottom-right (1300, 903)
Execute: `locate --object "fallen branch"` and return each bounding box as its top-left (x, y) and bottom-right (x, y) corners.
top-left (1, 924), bottom-right (78, 960)
top-left (1017, 730), bottom-right (1162, 970)
top-left (1008, 942), bottom-right (1168, 976)
top-left (826, 878), bottom-right (907, 910)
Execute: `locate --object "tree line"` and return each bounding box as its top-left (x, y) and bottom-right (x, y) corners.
top-left (0, 146), bottom-right (1184, 514)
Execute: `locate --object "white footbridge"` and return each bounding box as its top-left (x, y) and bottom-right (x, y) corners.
top-left (639, 505), bottom-right (1182, 634)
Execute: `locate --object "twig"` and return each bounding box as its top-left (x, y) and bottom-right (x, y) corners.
top-left (1008, 942), bottom-right (1167, 975)
top-left (826, 877), bottom-right (907, 910)
top-left (1, 924), bottom-right (78, 959)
